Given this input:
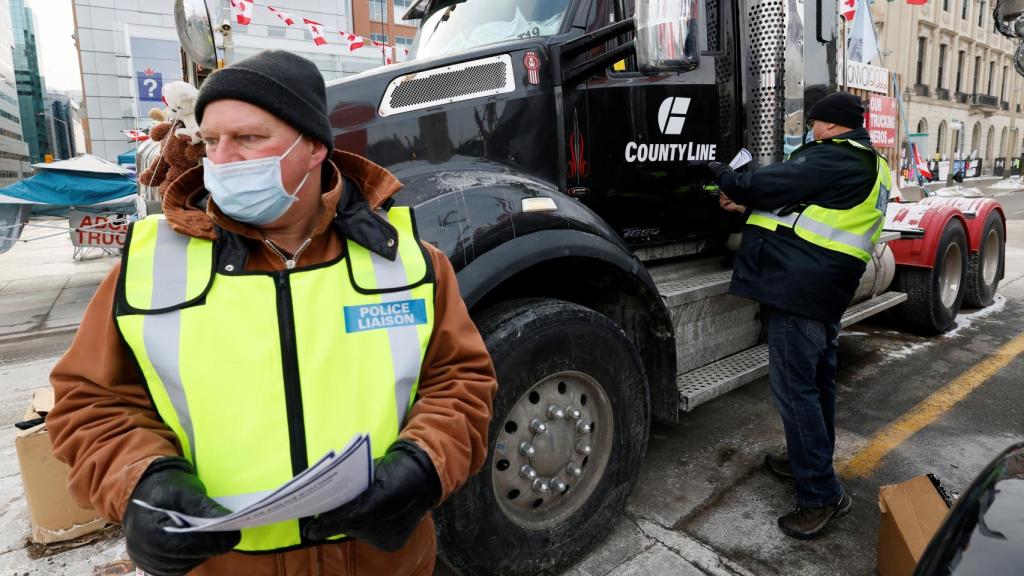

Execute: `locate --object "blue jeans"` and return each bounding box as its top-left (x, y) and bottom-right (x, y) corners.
top-left (766, 307), bottom-right (844, 507)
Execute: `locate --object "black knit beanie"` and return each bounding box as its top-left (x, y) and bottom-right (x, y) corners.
top-left (195, 50), bottom-right (333, 151)
top-left (808, 92), bottom-right (865, 130)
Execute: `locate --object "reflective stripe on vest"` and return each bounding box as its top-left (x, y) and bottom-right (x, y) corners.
top-left (746, 138), bottom-right (891, 262)
top-left (116, 210), bottom-right (434, 552)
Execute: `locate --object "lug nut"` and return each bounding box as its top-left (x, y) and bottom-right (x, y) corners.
top-left (547, 405), bottom-right (565, 420)
top-left (532, 478), bottom-right (551, 493)
top-left (576, 442), bottom-right (592, 456)
top-left (520, 465), bottom-right (537, 480)
top-left (519, 442), bottom-right (536, 457)
top-left (575, 421), bottom-right (592, 433)
top-left (530, 418), bottom-right (548, 434)
top-left (553, 479), bottom-right (568, 493)
top-left (565, 408), bottom-right (582, 420)
top-left (566, 464), bottom-right (583, 477)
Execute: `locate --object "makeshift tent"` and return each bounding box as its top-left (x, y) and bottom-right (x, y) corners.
top-left (0, 170), bottom-right (136, 208)
top-left (0, 154), bottom-right (141, 255)
top-left (32, 154), bottom-right (134, 175)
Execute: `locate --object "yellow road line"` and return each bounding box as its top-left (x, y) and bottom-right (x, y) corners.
top-left (839, 330), bottom-right (1024, 478)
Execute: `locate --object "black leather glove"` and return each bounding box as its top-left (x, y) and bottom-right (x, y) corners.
top-left (706, 161), bottom-right (729, 181)
top-left (302, 440), bottom-right (441, 552)
top-left (123, 457), bottom-right (240, 576)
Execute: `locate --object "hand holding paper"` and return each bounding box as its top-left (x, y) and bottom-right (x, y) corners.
top-left (133, 434), bottom-right (373, 534)
top-left (122, 457), bottom-right (240, 576)
top-left (303, 439), bottom-right (441, 552)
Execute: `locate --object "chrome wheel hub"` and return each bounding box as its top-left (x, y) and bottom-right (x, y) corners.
top-left (491, 371), bottom-right (613, 530)
top-left (982, 228), bottom-right (1000, 285)
top-left (940, 241), bottom-right (964, 309)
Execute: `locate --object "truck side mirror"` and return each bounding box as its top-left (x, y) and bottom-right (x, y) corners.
top-left (174, 0), bottom-right (219, 69)
top-left (634, 0), bottom-right (701, 74)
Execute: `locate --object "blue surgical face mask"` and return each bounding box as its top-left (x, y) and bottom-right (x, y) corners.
top-left (203, 135), bottom-right (309, 226)
top-left (805, 129), bottom-right (815, 143)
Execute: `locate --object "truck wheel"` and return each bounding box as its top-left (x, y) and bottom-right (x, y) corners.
top-left (435, 298), bottom-right (649, 576)
top-left (964, 211), bottom-right (1004, 307)
top-left (893, 218), bottom-right (968, 334)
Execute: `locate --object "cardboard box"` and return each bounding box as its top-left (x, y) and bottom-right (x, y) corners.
top-left (15, 387), bottom-right (108, 544)
top-left (876, 475), bottom-right (950, 576)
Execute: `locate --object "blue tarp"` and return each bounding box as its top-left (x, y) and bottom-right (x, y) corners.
top-left (0, 170), bottom-right (136, 206)
top-left (117, 150), bottom-right (137, 166)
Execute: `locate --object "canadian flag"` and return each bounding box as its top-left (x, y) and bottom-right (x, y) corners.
top-left (913, 143), bottom-right (933, 180)
top-left (230, 0), bottom-right (253, 25)
top-left (268, 6), bottom-right (295, 26)
top-left (839, 0), bottom-right (856, 21)
top-left (341, 32), bottom-right (366, 51)
top-left (122, 129), bottom-right (149, 142)
top-left (303, 18), bottom-right (327, 46)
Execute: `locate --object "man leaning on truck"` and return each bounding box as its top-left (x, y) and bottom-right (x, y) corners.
top-left (45, 50), bottom-right (497, 575)
top-left (706, 92), bottom-right (891, 539)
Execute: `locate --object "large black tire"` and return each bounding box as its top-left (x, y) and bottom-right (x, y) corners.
top-left (435, 298), bottom-right (650, 576)
top-left (893, 218), bottom-right (968, 334)
top-left (964, 210), bottom-right (1005, 308)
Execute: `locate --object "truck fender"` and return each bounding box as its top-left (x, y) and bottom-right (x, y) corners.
top-left (456, 229), bottom-right (679, 422)
top-left (919, 196), bottom-right (1007, 254)
top-left (886, 202), bottom-right (969, 269)
top-left (397, 166), bottom-right (632, 270)
top-left (398, 167), bottom-right (677, 420)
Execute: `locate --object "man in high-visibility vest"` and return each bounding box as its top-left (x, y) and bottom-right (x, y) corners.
top-left (47, 50), bottom-right (497, 575)
top-left (706, 92), bottom-right (890, 539)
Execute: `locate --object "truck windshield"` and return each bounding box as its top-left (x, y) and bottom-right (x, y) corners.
top-left (412, 0), bottom-right (571, 59)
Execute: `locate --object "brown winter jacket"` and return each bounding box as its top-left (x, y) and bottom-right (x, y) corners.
top-left (47, 150), bottom-right (498, 576)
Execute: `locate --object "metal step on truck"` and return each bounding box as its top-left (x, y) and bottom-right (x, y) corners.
top-left (170, 0), bottom-right (1008, 574)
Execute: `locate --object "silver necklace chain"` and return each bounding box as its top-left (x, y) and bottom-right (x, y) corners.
top-left (264, 237), bottom-right (312, 270)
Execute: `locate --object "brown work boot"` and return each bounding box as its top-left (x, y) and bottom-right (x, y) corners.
top-left (764, 452), bottom-right (794, 480)
top-left (777, 493), bottom-right (852, 540)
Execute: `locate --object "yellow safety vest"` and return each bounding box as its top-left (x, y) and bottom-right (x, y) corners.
top-left (746, 138), bottom-right (892, 262)
top-left (114, 207), bottom-right (435, 553)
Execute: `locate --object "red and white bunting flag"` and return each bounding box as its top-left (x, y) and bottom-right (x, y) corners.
top-left (839, 0), bottom-right (856, 21)
top-left (122, 129), bottom-right (149, 142)
top-left (370, 40), bottom-right (394, 64)
top-left (268, 6), bottom-right (295, 26)
top-left (303, 18), bottom-right (327, 46)
top-left (340, 32), bottom-right (366, 51)
top-left (230, 0), bottom-right (253, 25)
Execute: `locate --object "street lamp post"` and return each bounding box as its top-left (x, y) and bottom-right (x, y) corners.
top-left (37, 112), bottom-right (73, 160)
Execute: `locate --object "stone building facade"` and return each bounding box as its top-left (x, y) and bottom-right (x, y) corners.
top-left (873, 0), bottom-right (1024, 173)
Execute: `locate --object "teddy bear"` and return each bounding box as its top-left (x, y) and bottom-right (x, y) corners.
top-left (138, 81), bottom-right (206, 196)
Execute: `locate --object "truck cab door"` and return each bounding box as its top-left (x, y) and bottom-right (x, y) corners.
top-left (575, 0), bottom-right (741, 251)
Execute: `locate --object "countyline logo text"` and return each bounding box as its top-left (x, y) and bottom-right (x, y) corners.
top-left (624, 142), bottom-right (718, 163)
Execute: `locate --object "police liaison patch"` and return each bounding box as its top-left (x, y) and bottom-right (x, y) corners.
top-left (344, 299), bottom-right (428, 333)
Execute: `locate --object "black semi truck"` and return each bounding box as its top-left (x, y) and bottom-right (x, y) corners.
top-left (167, 0), bottom-right (1007, 573)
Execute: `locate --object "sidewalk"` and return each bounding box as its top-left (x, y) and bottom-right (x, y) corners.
top-left (0, 221), bottom-right (117, 342)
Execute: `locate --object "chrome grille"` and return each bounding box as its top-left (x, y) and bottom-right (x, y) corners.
top-left (379, 54), bottom-right (516, 117)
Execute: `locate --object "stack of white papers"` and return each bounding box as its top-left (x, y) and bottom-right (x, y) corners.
top-left (729, 148), bottom-right (753, 170)
top-left (133, 434), bottom-right (373, 533)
